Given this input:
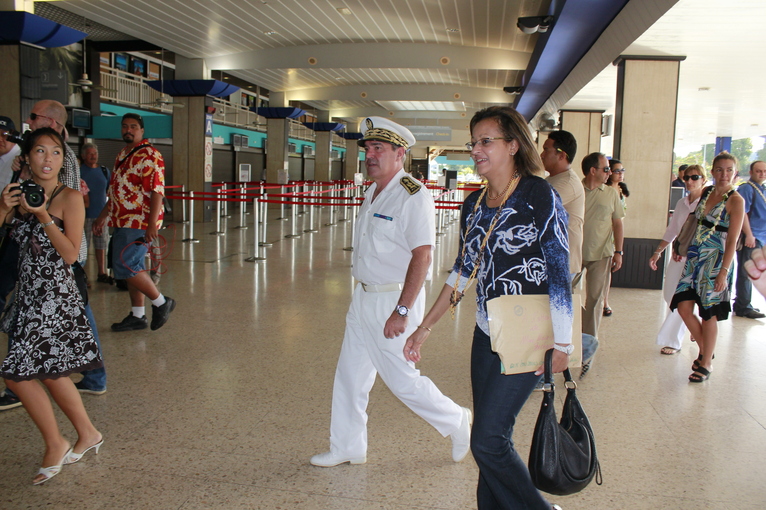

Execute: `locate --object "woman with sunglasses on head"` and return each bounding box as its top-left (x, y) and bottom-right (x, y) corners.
top-left (670, 153), bottom-right (745, 382)
top-left (404, 106), bottom-right (571, 510)
top-left (601, 160), bottom-right (629, 317)
top-left (649, 164), bottom-right (707, 355)
top-left (0, 128), bottom-right (103, 485)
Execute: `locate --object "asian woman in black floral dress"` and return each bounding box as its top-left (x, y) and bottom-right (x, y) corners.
top-left (0, 128), bottom-right (103, 485)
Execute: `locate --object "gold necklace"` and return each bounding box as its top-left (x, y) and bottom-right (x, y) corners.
top-left (486, 177), bottom-right (514, 200)
top-left (449, 172), bottom-right (520, 318)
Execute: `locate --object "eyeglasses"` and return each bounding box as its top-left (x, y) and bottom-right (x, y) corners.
top-left (683, 174), bottom-right (703, 181)
top-left (29, 112), bottom-right (60, 126)
top-left (596, 166), bottom-right (610, 173)
top-left (610, 168), bottom-right (624, 173)
top-left (555, 147), bottom-right (568, 159)
top-left (465, 137), bottom-right (508, 150)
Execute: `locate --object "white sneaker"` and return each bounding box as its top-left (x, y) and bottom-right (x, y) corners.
top-left (451, 407), bottom-right (472, 462)
top-left (310, 451), bottom-right (366, 467)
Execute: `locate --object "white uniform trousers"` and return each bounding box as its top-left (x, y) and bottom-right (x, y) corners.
top-left (656, 257), bottom-right (687, 350)
top-left (329, 283), bottom-right (463, 458)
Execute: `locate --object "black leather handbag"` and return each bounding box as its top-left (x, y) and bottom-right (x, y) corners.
top-left (528, 349), bottom-right (602, 496)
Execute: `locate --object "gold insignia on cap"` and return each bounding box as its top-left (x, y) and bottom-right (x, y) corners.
top-left (365, 128), bottom-right (410, 148)
top-left (365, 118), bottom-right (374, 130)
top-left (400, 175), bottom-right (421, 195)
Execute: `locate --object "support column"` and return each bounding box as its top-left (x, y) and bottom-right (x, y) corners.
top-left (172, 96), bottom-right (210, 222)
top-left (715, 136), bottom-right (732, 155)
top-left (611, 55), bottom-right (685, 289)
top-left (314, 111), bottom-right (333, 182)
top-left (560, 110), bottom-right (604, 173)
top-left (0, 45), bottom-right (22, 126)
top-left (265, 118), bottom-right (289, 183)
top-left (344, 137), bottom-right (361, 180)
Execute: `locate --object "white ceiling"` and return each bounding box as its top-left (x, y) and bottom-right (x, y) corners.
top-left (33, 0), bottom-right (766, 155)
top-left (563, 0), bottom-right (766, 156)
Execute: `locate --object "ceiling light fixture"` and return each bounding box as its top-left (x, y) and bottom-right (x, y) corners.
top-left (337, 7), bottom-right (352, 15)
top-left (503, 86), bottom-right (524, 95)
top-left (517, 16), bottom-right (554, 34)
top-left (264, 30), bottom-right (277, 36)
top-left (446, 28), bottom-right (460, 33)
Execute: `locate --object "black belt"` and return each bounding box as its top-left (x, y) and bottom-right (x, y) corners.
top-left (700, 219), bottom-right (728, 232)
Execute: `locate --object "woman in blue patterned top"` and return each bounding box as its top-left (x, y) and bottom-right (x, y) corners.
top-left (404, 106), bottom-right (572, 510)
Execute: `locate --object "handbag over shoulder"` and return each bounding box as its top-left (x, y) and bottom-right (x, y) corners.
top-left (528, 349), bottom-right (602, 496)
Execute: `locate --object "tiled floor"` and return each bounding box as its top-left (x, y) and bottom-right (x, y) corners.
top-left (1, 204), bottom-right (765, 509)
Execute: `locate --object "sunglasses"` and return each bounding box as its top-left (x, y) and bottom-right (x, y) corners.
top-left (611, 169), bottom-right (625, 173)
top-left (683, 174), bottom-right (703, 181)
top-left (596, 166), bottom-right (610, 173)
top-left (29, 112), bottom-right (60, 126)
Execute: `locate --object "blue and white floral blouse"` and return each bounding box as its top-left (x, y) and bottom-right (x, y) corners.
top-left (447, 175), bottom-right (573, 345)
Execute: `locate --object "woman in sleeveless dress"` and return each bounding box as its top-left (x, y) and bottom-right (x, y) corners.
top-left (0, 128), bottom-right (103, 485)
top-left (670, 152), bottom-right (745, 382)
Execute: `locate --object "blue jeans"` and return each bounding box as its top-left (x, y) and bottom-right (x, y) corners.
top-left (79, 303), bottom-right (107, 390)
top-left (734, 239), bottom-right (763, 313)
top-left (470, 326), bottom-right (551, 510)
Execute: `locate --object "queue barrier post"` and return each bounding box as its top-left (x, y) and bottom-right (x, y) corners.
top-left (210, 191), bottom-right (225, 235)
top-left (343, 199), bottom-right (356, 251)
top-left (285, 190), bottom-right (301, 239)
top-left (304, 187), bottom-right (318, 233)
top-left (324, 184), bottom-right (336, 226)
top-left (180, 185), bottom-right (189, 224)
top-left (235, 184), bottom-right (248, 229)
top-left (182, 191), bottom-right (200, 243)
top-left (298, 183), bottom-right (307, 215)
top-left (222, 183), bottom-right (231, 218)
top-left (259, 188), bottom-right (273, 246)
top-left (277, 186), bottom-right (288, 220)
top-left (245, 197), bottom-right (266, 262)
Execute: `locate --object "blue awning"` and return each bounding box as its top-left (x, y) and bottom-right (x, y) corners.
top-left (303, 122), bottom-right (345, 132)
top-left (252, 107), bottom-right (306, 119)
top-left (338, 132), bottom-right (363, 140)
top-left (0, 11), bottom-right (87, 48)
top-left (145, 79), bottom-right (239, 98)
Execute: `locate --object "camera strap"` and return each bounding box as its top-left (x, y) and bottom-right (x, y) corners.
top-left (115, 144), bottom-right (151, 171)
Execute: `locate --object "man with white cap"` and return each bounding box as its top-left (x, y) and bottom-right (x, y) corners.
top-left (0, 116), bottom-right (20, 191)
top-left (311, 117), bottom-right (471, 467)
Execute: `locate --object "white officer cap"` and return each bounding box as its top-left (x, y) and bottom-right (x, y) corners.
top-left (357, 117), bottom-right (416, 150)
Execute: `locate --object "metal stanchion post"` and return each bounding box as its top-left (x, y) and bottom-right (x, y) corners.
top-left (210, 192), bottom-right (225, 235)
top-left (343, 201), bottom-right (356, 251)
top-left (182, 192), bottom-right (199, 243)
top-left (222, 183), bottom-right (231, 218)
top-left (180, 185), bottom-right (189, 223)
top-left (285, 191), bottom-right (301, 238)
top-left (324, 184), bottom-right (336, 226)
top-left (277, 185), bottom-right (288, 220)
top-left (436, 208), bottom-right (446, 237)
top-left (235, 185), bottom-right (248, 229)
top-left (298, 183), bottom-right (307, 215)
top-left (259, 191), bottom-right (273, 246)
top-left (304, 188), bottom-right (318, 233)
top-left (245, 197), bottom-right (266, 262)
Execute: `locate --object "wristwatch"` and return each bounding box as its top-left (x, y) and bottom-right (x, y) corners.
top-left (553, 343), bottom-right (575, 355)
top-left (614, 250), bottom-right (623, 255)
top-left (395, 305), bottom-right (409, 317)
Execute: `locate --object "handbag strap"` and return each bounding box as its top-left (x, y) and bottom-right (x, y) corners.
top-left (542, 348), bottom-right (576, 392)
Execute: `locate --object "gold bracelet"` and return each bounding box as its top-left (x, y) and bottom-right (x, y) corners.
top-left (417, 325), bottom-right (431, 332)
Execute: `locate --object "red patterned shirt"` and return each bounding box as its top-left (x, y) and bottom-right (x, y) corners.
top-left (108, 139), bottom-right (165, 229)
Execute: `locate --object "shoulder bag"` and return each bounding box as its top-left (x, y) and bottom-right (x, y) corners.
top-left (673, 186), bottom-right (713, 257)
top-left (528, 349), bottom-right (602, 496)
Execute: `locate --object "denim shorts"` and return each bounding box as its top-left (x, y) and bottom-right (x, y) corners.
top-left (112, 228), bottom-right (148, 279)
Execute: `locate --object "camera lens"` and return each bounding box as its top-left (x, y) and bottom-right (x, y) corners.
top-left (25, 190), bottom-right (45, 208)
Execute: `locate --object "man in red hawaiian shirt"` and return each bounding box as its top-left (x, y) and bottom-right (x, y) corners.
top-left (94, 113), bottom-right (175, 331)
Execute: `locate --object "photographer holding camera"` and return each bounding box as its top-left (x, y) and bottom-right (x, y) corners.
top-left (1, 101), bottom-right (106, 410)
top-left (0, 116), bottom-right (20, 194)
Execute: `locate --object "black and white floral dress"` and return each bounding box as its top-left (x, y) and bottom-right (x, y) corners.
top-left (1, 212), bottom-right (102, 381)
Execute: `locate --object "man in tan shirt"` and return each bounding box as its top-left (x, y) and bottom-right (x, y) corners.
top-left (542, 130), bottom-right (584, 276)
top-left (581, 152), bottom-right (625, 343)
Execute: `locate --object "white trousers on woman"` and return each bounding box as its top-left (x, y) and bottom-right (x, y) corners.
top-left (656, 257), bottom-right (687, 350)
top-left (329, 284), bottom-right (463, 458)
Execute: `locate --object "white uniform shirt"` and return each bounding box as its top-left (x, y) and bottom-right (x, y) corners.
top-left (353, 169), bottom-right (435, 285)
top-left (0, 143), bottom-right (21, 190)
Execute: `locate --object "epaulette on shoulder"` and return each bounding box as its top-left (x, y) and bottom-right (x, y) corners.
top-left (400, 175), bottom-right (421, 195)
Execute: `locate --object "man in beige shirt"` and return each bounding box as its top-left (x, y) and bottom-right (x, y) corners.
top-left (581, 152), bottom-right (625, 346)
top-left (542, 130), bottom-right (584, 276)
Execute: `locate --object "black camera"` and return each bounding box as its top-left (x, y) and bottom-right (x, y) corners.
top-left (6, 130), bottom-right (27, 145)
top-left (17, 180), bottom-right (46, 208)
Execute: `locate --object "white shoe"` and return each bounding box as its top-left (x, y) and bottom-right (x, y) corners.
top-left (310, 451), bottom-right (366, 467)
top-left (451, 407), bottom-right (472, 462)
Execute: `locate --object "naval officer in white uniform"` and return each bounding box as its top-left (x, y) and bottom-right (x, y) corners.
top-left (311, 117), bottom-right (471, 467)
